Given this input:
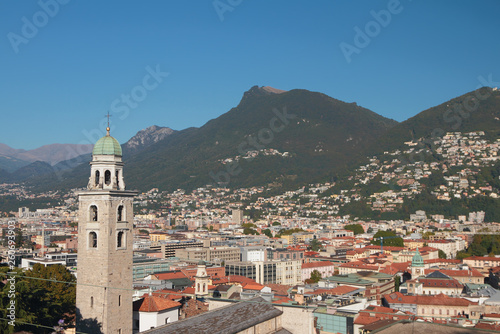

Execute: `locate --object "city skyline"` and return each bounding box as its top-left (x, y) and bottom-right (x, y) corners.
top-left (1, 1), bottom-right (499, 149)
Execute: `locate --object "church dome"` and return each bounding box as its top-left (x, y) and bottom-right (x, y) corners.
top-left (92, 129), bottom-right (122, 156)
top-left (411, 247), bottom-right (424, 267)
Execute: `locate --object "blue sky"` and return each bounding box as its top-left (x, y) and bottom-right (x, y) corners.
top-left (1, 0), bottom-right (499, 149)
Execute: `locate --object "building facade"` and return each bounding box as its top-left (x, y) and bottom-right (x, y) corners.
top-left (76, 128), bottom-right (136, 334)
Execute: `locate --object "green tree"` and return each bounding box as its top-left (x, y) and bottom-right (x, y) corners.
top-left (310, 270), bottom-right (322, 283)
top-left (243, 227), bottom-right (259, 235)
top-left (262, 229), bottom-right (273, 238)
top-left (367, 227), bottom-right (374, 234)
top-left (272, 222), bottom-right (281, 226)
top-left (0, 264), bottom-right (76, 333)
top-left (438, 249), bottom-right (447, 259)
top-left (344, 224), bottom-right (364, 235)
top-left (394, 275), bottom-right (401, 292)
top-left (371, 230), bottom-right (404, 247)
top-left (309, 238), bottom-right (322, 251)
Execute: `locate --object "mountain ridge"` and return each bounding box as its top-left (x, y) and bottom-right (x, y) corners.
top-left (12, 86), bottom-right (500, 195)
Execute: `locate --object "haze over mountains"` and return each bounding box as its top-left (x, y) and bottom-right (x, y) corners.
top-left (1, 86), bottom-right (499, 193)
top-left (0, 143), bottom-right (93, 172)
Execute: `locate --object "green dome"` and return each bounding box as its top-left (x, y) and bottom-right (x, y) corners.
top-left (92, 135), bottom-right (122, 156)
top-left (412, 247), bottom-right (424, 267)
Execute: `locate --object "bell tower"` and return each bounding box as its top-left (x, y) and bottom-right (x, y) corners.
top-left (410, 247), bottom-right (425, 278)
top-left (76, 127), bottom-right (136, 334)
top-left (194, 261), bottom-right (210, 297)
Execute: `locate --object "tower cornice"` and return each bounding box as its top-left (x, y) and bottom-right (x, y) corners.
top-left (78, 189), bottom-right (138, 197)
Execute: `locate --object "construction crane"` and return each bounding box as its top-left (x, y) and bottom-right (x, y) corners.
top-left (372, 235), bottom-right (401, 253)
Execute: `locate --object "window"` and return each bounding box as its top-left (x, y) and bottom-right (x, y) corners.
top-left (89, 232), bottom-right (97, 248)
top-left (116, 170), bottom-right (120, 188)
top-left (105, 170), bottom-right (111, 185)
top-left (165, 317), bottom-right (170, 324)
top-left (118, 295), bottom-right (121, 306)
top-left (90, 205), bottom-right (98, 221)
top-left (90, 296), bottom-right (93, 308)
top-left (117, 205), bottom-right (124, 221)
top-left (95, 170), bottom-right (100, 186)
top-left (117, 231), bottom-right (124, 248)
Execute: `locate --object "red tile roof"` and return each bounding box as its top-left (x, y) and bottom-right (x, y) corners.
top-left (310, 285), bottom-right (359, 296)
top-left (272, 297), bottom-right (294, 305)
top-left (266, 284), bottom-right (292, 296)
top-left (242, 283), bottom-right (265, 291)
top-left (425, 268), bottom-right (484, 278)
top-left (384, 292), bottom-right (477, 306)
top-left (302, 261), bottom-right (334, 269)
top-left (464, 256), bottom-right (500, 261)
top-left (133, 293), bottom-right (181, 312)
top-left (153, 271), bottom-right (188, 280)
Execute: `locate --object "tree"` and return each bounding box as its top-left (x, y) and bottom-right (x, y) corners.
top-left (262, 229), bottom-right (273, 238)
top-left (0, 264), bottom-right (76, 333)
top-left (310, 270), bottom-right (322, 283)
top-left (438, 249), bottom-right (447, 259)
top-left (367, 227), bottom-right (374, 234)
top-left (371, 230), bottom-right (404, 247)
top-left (394, 275), bottom-right (401, 292)
top-left (272, 222), bottom-right (281, 226)
top-left (309, 238), bottom-right (322, 251)
top-left (344, 224), bottom-right (364, 235)
top-left (243, 228), bottom-right (258, 235)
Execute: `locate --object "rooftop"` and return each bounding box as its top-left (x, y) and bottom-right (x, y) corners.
top-left (142, 297), bottom-right (286, 334)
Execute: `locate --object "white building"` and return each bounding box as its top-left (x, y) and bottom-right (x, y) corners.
top-left (133, 293), bottom-right (181, 333)
top-left (240, 246), bottom-right (266, 262)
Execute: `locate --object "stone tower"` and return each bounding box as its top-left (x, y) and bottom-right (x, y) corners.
top-left (76, 127), bottom-right (136, 334)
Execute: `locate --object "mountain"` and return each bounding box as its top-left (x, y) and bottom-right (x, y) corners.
top-left (373, 87), bottom-right (500, 153)
top-left (120, 86), bottom-right (397, 191)
top-left (0, 143), bottom-right (93, 169)
top-left (27, 86), bottom-right (397, 192)
top-left (0, 161), bottom-right (56, 183)
top-left (123, 125), bottom-right (175, 155)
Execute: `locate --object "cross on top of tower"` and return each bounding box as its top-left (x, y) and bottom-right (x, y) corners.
top-left (105, 111), bottom-right (112, 136)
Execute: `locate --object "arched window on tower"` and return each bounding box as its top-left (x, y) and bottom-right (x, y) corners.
top-left (89, 232), bottom-right (97, 248)
top-left (117, 231), bottom-right (124, 248)
top-left (95, 170), bottom-right (100, 186)
top-left (105, 170), bottom-right (111, 185)
top-left (90, 205), bottom-right (98, 221)
top-left (117, 205), bottom-right (123, 222)
top-left (116, 170), bottom-right (120, 188)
